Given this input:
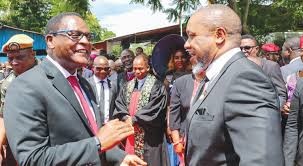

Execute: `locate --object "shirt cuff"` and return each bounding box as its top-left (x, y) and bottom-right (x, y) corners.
top-left (94, 136), bottom-right (101, 153)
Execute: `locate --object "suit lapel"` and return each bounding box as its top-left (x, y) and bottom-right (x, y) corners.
top-left (79, 76), bottom-right (103, 128)
top-left (185, 52), bottom-right (245, 141)
top-left (41, 60), bottom-right (97, 134)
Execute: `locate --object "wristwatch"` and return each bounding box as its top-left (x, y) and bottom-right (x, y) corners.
top-left (94, 137), bottom-right (101, 152)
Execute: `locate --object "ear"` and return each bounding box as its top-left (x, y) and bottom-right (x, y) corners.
top-left (214, 27), bottom-right (227, 45)
top-left (45, 35), bottom-right (55, 49)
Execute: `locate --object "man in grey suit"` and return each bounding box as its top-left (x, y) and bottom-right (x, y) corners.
top-left (184, 5), bottom-right (284, 166)
top-left (281, 36), bottom-right (303, 82)
top-left (3, 12), bottom-right (146, 166)
top-left (88, 56), bottom-right (118, 123)
top-left (240, 34), bottom-right (287, 108)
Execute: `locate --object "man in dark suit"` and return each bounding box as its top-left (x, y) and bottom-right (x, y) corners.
top-left (240, 34), bottom-right (287, 108)
top-left (184, 5), bottom-right (284, 165)
top-left (88, 56), bottom-right (118, 123)
top-left (3, 12), bottom-right (146, 166)
top-left (281, 36), bottom-right (303, 82)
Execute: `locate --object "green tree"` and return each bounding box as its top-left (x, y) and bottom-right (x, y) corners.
top-left (1, 0), bottom-right (51, 32)
top-left (0, 0), bottom-right (116, 41)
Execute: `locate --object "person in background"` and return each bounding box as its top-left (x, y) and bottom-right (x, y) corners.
top-left (88, 56), bottom-right (118, 123)
top-left (262, 43), bottom-right (284, 66)
top-left (117, 49), bottom-right (135, 90)
top-left (240, 34), bottom-right (287, 109)
top-left (0, 34), bottom-right (39, 166)
top-left (135, 47), bottom-right (144, 56)
top-left (114, 55), bottom-right (169, 166)
top-left (168, 55), bottom-right (205, 166)
top-left (108, 59), bottom-right (118, 81)
top-left (164, 48), bottom-right (191, 91)
top-left (281, 36), bottom-right (303, 83)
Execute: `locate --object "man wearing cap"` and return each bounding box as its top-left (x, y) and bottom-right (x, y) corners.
top-left (261, 43), bottom-right (284, 66)
top-left (0, 34), bottom-right (38, 166)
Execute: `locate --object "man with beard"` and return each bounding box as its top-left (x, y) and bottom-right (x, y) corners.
top-left (3, 12), bottom-right (146, 166)
top-left (117, 49), bottom-right (135, 90)
top-left (184, 5), bottom-right (284, 165)
top-left (168, 56), bottom-right (205, 165)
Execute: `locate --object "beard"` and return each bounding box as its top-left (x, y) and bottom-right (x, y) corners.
top-left (192, 61), bottom-right (204, 75)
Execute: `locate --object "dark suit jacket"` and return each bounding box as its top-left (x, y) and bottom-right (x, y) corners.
top-left (169, 74), bottom-right (195, 136)
top-left (3, 60), bottom-right (125, 166)
top-left (284, 78), bottom-right (303, 166)
top-left (88, 76), bottom-right (118, 121)
top-left (261, 58), bottom-right (287, 106)
top-left (185, 52), bottom-right (284, 166)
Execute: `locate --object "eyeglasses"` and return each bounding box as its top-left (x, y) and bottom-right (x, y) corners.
top-left (95, 67), bottom-right (110, 71)
top-left (49, 30), bottom-right (95, 41)
top-left (240, 46), bottom-right (257, 51)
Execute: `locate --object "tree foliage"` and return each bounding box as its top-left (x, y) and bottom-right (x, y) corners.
top-left (0, 0), bottom-right (115, 41)
top-left (131, 0), bottom-right (303, 37)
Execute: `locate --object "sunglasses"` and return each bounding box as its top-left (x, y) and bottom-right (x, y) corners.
top-left (240, 46), bottom-right (257, 51)
top-left (95, 67), bottom-right (110, 71)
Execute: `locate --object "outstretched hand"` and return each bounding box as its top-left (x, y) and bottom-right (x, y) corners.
top-left (96, 119), bottom-right (134, 152)
top-left (120, 155), bottom-right (147, 166)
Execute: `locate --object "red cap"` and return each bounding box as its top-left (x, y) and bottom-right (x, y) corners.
top-left (261, 43), bottom-right (280, 52)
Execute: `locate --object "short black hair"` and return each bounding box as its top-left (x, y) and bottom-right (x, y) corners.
top-left (136, 47), bottom-right (143, 51)
top-left (241, 34), bottom-right (258, 45)
top-left (45, 12), bottom-right (83, 34)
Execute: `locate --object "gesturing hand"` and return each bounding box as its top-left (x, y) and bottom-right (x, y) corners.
top-left (97, 119), bottom-right (134, 152)
top-left (120, 155), bottom-right (147, 166)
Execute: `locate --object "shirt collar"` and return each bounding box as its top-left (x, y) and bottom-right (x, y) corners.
top-left (93, 75), bottom-right (108, 84)
top-left (46, 55), bottom-right (77, 78)
top-left (137, 76), bottom-right (147, 83)
top-left (290, 57), bottom-right (301, 64)
top-left (206, 48), bottom-right (241, 81)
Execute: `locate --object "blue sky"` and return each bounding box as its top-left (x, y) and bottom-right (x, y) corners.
top-left (90, 0), bottom-right (207, 37)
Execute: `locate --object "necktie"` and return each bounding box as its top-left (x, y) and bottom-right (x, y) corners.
top-left (67, 76), bottom-right (98, 135)
top-left (100, 80), bottom-right (104, 96)
top-left (191, 77), bottom-right (209, 105)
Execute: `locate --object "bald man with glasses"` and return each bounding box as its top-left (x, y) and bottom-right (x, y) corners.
top-left (88, 56), bottom-right (119, 123)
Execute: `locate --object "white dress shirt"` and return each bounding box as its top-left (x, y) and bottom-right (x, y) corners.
top-left (46, 55), bottom-right (96, 120)
top-left (93, 75), bottom-right (110, 123)
top-left (137, 76), bottom-right (147, 90)
top-left (204, 48), bottom-right (241, 91)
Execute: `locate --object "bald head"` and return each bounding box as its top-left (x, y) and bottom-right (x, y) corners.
top-left (133, 54), bottom-right (149, 67)
top-left (193, 4), bottom-right (242, 44)
top-left (93, 56), bottom-right (108, 66)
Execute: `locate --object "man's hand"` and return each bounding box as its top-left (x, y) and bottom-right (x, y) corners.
top-left (125, 116), bottom-right (133, 126)
top-left (173, 142), bottom-right (184, 154)
top-left (282, 102), bottom-right (290, 116)
top-left (120, 155), bottom-right (147, 166)
top-left (97, 119), bottom-right (134, 152)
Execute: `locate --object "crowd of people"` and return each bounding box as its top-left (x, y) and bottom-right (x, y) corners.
top-left (0, 3), bottom-right (303, 166)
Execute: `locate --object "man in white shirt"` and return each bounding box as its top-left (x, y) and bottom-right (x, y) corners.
top-left (3, 12), bottom-right (146, 166)
top-left (184, 4), bottom-right (284, 165)
top-left (88, 56), bottom-right (118, 123)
